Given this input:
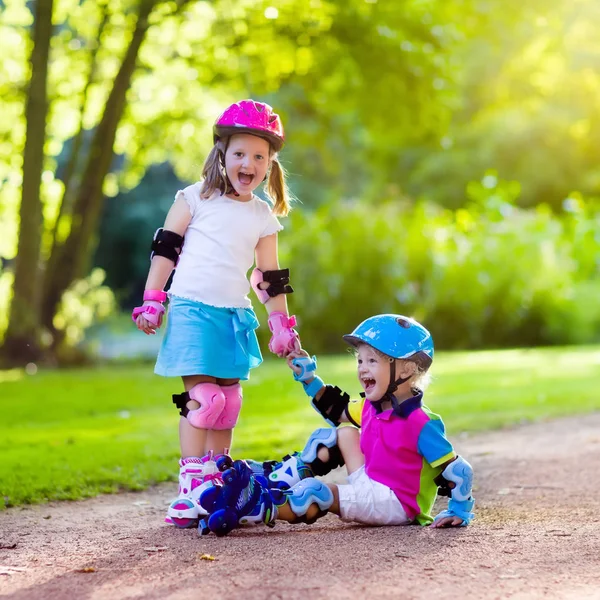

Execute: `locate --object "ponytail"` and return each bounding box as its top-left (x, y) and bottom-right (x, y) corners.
top-left (200, 139), bottom-right (231, 199)
top-left (266, 156), bottom-right (292, 217)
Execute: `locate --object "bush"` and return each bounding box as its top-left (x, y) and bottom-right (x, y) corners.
top-left (266, 180), bottom-right (600, 352)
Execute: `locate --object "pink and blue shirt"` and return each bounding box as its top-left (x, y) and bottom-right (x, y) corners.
top-left (353, 391), bottom-right (455, 525)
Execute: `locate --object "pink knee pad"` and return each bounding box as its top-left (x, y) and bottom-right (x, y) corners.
top-left (186, 383), bottom-right (227, 429)
top-left (213, 383), bottom-right (243, 430)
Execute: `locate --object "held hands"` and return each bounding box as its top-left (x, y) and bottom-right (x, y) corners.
top-left (132, 290), bottom-right (167, 335)
top-left (267, 311), bottom-right (301, 357)
top-left (286, 348), bottom-right (311, 378)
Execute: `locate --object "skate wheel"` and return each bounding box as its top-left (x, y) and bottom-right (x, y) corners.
top-left (172, 516), bottom-right (197, 529)
top-left (168, 498), bottom-right (198, 529)
top-left (216, 455), bottom-right (234, 471)
top-left (222, 467), bottom-right (238, 485)
top-left (208, 508), bottom-right (238, 537)
top-left (199, 484), bottom-right (222, 512)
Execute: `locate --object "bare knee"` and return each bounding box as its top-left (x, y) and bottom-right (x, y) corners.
top-left (337, 426), bottom-right (360, 446)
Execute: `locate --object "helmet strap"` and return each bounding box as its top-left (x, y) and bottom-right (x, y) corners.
top-left (367, 359), bottom-right (411, 414)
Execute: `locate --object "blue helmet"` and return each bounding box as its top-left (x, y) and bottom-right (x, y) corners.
top-left (343, 314), bottom-right (434, 364)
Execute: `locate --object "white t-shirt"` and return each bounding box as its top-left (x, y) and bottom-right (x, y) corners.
top-left (168, 183), bottom-right (283, 308)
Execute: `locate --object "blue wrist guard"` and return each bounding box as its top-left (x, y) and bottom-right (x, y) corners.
top-left (303, 377), bottom-right (324, 399)
top-left (434, 497), bottom-right (475, 526)
top-left (292, 356), bottom-right (318, 382)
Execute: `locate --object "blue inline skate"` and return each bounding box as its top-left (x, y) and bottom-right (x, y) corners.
top-left (198, 457), bottom-right (277, 537)
top-left (199, 455), bottom-right (334, 536)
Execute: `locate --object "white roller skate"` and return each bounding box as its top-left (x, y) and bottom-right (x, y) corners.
top-left (165, 454), bottom-right (222, 528)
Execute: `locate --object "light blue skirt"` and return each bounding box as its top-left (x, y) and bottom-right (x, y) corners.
top-left (154, 296), bottom-right (262, 380)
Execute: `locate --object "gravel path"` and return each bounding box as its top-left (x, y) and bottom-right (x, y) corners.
top-left (1, 414), bottom-right (599, 600)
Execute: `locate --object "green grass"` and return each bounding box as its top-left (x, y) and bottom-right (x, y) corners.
top-left (2, 346), bottom-right (600, 509)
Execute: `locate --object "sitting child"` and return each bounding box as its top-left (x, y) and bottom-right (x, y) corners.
top-left (197, 314), bottom-right (475, 536)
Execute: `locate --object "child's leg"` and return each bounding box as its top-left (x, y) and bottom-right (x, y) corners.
top-left (323, 426), bottom-right (363, 474)
top-left (276, 428), bottom-right (361, 522)
top-left (179, 375), bottom-right (215, 457)
top-left (167, 374), bottom-right (222, 528)
top-left (205, 378), bottom-right (243, 455)
top-left (276, 483), bottom-right (340, 522)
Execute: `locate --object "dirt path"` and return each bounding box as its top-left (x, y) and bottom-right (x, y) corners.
top-left (1, 414), bottom-right (600, 600)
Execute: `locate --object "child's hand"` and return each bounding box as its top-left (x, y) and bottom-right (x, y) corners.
top-left (287, 348), bottom-right (309, 376)
top-left (135, 312), bottom-right (161, 335)
top-left (430, 514), bottom-right (465, 528)
top-left (267, 312), bottom-right (300, 357)
top-left (132, 301), bottom-right (165, 335)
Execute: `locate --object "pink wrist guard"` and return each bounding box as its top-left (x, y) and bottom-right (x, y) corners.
top-left (268, 311), bottom-right (300, 356)
top-left (143, 289), bottom-right (167, 302)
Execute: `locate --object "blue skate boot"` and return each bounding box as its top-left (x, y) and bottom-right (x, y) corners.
top-left (198, 458), bottom-right (277, 537)
top-left (263, 427), bottom-right (343, 502)
top-left (264, 453), bottom-right (314, 505)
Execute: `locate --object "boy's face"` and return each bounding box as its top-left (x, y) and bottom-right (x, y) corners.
top-left (356, 344), bottom-right (391, 401)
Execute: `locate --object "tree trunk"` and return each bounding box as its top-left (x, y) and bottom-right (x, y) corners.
top-left (48, 4), bottom-right (110, 261)
top-left (41, 0), bottom-right (157, 333)
top-left (0, 0), bottom-right (54, 367)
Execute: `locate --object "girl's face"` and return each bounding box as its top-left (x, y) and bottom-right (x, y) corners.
top-left (356, 345), bottom-right (392, 401)
top-left (224, 133), bottom-right (271, 200)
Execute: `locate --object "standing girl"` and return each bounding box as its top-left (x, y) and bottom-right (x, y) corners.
top-left (133, 100), bottom-right (300, 528)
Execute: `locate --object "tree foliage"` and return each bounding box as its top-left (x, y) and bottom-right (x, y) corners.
top-left (2, 0), bottom-right (600, 364)
top-left (1, 0), bottom-right (465, 365)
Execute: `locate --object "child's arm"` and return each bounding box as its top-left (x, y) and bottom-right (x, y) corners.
top-left (253, 232), bottom-right (299, 356)
top-left (417, 420), bottom-right (475, 527)
top-left (430, 456), bottom-right (475, 528)
top-left (287, 351), bottom-right (362, 428)
top-left (133, 198), bottom-right (191, 335)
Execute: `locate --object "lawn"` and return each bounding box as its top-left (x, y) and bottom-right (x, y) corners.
top-left (2, 345), bottom-right (600, 509)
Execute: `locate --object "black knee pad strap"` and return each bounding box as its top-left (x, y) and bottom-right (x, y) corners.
top-left (172, 392), bottom-right (191, 418)
top-left (309, 445), bottom-right (345, 476)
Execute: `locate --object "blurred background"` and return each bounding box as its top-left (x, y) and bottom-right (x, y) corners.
top-left (2, 0), bottom-right (600, 366)
top-left (3, 0), bottom-right (600, 511)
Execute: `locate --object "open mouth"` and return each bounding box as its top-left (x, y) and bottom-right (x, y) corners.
top-left (362, 378), bottom-right (376, 393)
top-left (238, 171), bottom-right (254, 186)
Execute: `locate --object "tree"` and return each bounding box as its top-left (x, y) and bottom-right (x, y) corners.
top-left (0, 0), bottom-right (476, 365)
top-left (2, 0), bottom-right (54, 364)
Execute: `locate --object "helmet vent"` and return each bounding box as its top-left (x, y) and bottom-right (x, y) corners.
top-left (396, 317), bottom-right (411, 329)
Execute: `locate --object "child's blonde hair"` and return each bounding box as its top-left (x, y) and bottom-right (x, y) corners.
top-left (199, 136), bottom-right (291, 216)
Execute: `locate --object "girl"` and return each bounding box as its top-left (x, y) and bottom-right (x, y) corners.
top-left (132, 100), bottom-right (300, 528)
top-left (197, 314), bottom-right (475, 536)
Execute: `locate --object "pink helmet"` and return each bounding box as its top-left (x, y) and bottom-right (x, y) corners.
top-left (214, 99), bottom-right (285, 151)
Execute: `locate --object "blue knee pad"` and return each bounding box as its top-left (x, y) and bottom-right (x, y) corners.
top-left (285, 478), bottom-right (333, 524)
top-left (300, 428), bottom-right (344, 476)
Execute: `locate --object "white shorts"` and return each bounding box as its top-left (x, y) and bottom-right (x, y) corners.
top-left (337, 466), bottom-right (411, 526)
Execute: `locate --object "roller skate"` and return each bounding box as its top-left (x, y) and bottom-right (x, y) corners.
top-left (165, 454), bottom-right (222, 528)
top-left (198, 457), bottom-right (277, 537)
top-left (199, 457), bottom-right (334, 536)
top-left (263, 453), bottom-right (314, 505)
top-left (256, 427), bottom-right (341, 501)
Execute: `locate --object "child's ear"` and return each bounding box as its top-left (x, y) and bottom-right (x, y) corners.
top-left (396, 360), bottom-right (417, 380)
